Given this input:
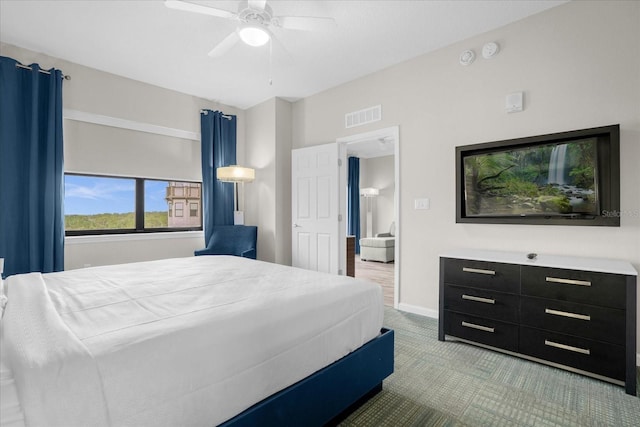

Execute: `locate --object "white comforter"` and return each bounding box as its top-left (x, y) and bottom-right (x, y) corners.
top-left (0, 256), bottom-right (383, 427)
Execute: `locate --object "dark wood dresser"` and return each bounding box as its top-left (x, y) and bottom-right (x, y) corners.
top-left (438, 249), bottom-right (637, 395)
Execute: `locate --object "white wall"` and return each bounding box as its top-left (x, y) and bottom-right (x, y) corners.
top-left (244, 97), bottom-right (292, 264)
top-left (291, 1), bottom-right (640, 343)
top-left (0, 42), bottom-right (245, 269)
top-left (359, 155), bottom-right (395, 237)
top-left (274, 99), bottom-right (293, 265)
top-left (245, 98), bottom-right (276, 262)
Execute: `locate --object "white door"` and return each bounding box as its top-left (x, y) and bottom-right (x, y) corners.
top-left (291, 143), bottom-right (340, 274)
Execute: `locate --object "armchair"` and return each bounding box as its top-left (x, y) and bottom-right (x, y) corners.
top-left (359, 222), bottom-right (395, 263)
top-left (194, 225), bottom-right (257, 259)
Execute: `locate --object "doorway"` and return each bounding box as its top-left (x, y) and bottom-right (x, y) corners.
top-left (337, 126), bottom-right (400, 308)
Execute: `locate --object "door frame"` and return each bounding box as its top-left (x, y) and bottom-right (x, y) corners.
top-left (337, 126), bottom-right (400, 309)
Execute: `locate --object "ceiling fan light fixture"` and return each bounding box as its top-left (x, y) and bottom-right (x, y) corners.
top-left (238, 25), bottom-right (270, 47)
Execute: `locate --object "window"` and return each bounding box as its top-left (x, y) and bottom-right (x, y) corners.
top-left (175, 202), bottom-right (184, 217)
top-left (64, 175), bottom-right (136, 232)
top-left (64, 174), bottom-right (202, 235)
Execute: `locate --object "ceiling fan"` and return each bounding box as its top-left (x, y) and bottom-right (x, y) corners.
top-left (165, 0), bottom-right (336, 58)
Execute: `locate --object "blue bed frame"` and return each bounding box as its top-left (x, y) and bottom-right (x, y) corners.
top-left (220, 328), bottom-right (395, 427)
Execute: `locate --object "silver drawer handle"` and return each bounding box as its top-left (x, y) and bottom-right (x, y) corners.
top-left (461, 321), bottom-right (495, 333)
top-left (544, 339), bottom-right (590, 355)
top-left (545, 277), bottom-right (591, 287)
top-left (462, 267), bottom-right (496, 276)
top-left (545, 308), bottom-right (591, 321)
top-left (462, 294), bottom-right (496, 304)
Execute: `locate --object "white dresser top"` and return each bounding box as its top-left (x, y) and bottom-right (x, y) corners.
top-left (441, 249), bottom-right (638, 276)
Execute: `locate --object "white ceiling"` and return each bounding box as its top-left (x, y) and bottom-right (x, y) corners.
top-left (0, 0), bottom-right (566, 110)
top-left (348, 138), bottom-right (394, 159)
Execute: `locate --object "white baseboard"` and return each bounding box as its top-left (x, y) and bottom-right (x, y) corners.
top-left (396, 303), bottom-right (438, 319)
top-left (395, 304), bottom-right (640, 368)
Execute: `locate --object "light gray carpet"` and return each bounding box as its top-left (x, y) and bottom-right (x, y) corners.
top-left (340, 308), bottom-right (640, 426)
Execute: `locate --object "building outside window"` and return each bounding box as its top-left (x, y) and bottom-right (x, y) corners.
top-left (166, 182), bottom-right (201, 227)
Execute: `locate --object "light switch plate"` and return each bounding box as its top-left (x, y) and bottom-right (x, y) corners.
top-left (414, 198), bottom-right (430, 210)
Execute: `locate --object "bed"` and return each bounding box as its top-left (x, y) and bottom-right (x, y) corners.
top-left (0, 256), bottom-right (393, 427)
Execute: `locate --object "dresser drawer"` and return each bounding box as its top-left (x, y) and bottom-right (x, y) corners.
top-left (444, 311), bottom-right (518, 352)
top-left (520, 326), bottom-right (625, 381)
top-left (444, 285), bottom-right (519, 323)
top-left (521, 266), bottom-right (626, 309)
top-left (520, 296), bottom-right (625, 345)
top-left (443, 258), bottom-right (520, 294)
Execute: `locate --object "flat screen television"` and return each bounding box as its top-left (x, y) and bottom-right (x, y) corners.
top-left (456, 124), bottom-right (620, 226)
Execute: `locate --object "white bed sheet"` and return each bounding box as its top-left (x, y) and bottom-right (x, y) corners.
top-left (0, 355), bottom-right (25, 427)
top-left (1, 256), bottom-right (383, 427)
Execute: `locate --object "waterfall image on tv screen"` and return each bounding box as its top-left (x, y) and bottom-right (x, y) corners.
top-left (463, 138), bottom-right (598, 217)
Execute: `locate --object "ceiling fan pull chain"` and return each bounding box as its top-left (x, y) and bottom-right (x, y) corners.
top-left (268, 37), bottom-right (273, 86)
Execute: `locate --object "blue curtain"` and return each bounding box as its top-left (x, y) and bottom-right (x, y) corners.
top-left (201, 110), bottom-right (237, 246)
top-left (347, 157), bottom-right (361, 254)
top-left (0, 57), bottom-right (64, 277)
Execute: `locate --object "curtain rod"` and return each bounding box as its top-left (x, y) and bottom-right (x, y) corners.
top-left (15, 63), bottom-right (71, 80)
top-left (200, 109), bottom-right (233, 120)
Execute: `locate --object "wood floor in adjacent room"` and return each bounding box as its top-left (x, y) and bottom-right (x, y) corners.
top-left (354, 254), bottom-right (394, 306)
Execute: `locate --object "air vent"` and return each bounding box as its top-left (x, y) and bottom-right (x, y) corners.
top-left (345, 105), bottom-right (381, 129)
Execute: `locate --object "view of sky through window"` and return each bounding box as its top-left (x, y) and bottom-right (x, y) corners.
top-left (145, 180), bottom-right (171, 212)
top-left (65, 175), bottom-right (168, 214)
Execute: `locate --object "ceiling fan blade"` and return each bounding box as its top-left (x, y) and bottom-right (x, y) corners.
top-left (248, 0), bottom-right (267, 11)
top-left (208, 32), bottom-right (240, 58)
top-left (165, 0), bottom-right (237, 20)
top-left (275, 16), bottom-right (336, 31)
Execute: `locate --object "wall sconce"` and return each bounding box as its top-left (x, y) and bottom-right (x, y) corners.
top-left (216, 165), bottom-right (255, 225)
